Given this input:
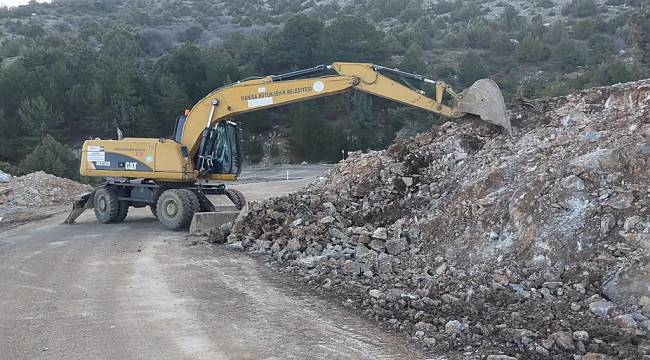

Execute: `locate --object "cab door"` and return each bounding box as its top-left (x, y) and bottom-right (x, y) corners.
top-left (212, 121), bottom-right (241, 175)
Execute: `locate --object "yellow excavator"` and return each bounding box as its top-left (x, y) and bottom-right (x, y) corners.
top-left (64, 62), bottom-right (510, 230)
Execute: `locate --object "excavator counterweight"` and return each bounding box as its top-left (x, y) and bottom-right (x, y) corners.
top-left (65, 62), bottom-right (511, 232)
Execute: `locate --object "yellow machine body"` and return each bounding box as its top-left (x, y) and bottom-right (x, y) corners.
top-left (79, 138), bottom-right (237, 182)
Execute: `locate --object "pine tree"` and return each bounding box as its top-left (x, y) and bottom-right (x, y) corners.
top-left (18, 96), bottom-right (65, 138)
top-left (21, 135), bottom-right (79, 179)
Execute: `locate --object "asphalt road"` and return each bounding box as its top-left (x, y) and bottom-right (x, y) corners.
top-left (237, 164), bottom-right (331, 184)
top-left (0, 172), bottom-right (426, 360)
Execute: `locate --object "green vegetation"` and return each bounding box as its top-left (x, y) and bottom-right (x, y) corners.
top-left (0, 0), bottom-right (647, 174)
top-left (21, 135), bottom-right (79, 179)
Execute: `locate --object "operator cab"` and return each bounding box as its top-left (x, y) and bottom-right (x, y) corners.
top-left (211, 120), bottom-right (241, 175)
top-left (174, 116), bottom-right (242, 176)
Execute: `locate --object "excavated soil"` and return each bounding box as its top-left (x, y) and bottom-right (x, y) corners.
top-left (220, 80), bottom-right (650, 359)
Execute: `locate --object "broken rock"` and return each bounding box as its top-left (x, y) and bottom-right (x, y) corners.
top-left (0, 170), bottom-right (10, 183)
top-left (372, 227), bottom-right (388, 240)
top-left (573, 330), bottom-right (590, 342)
top-left (613, 314), bottom-right (637, 329)
top-left (226, 79), bottom-right (650, 359)
top-left (589, 301), bottom-right (616, 317)
top-left (299, 256), bottom-right (324, 269)
top-left (552, 331), bottom-right (574, 351)
top-left (319, 215), bottom-right (335, 224)
top-left (385, 238), bottom-right (408, 255)
top-left (445, 320), bottom-right (463, 335)
top-left (369, 239), bottom-right (385, 252)
top-left (561, 175), bottom-right (586, 191)
top-left (286, 238), bottom-right (302, 252)
top-left (604, 192), bottom-right (634, 210)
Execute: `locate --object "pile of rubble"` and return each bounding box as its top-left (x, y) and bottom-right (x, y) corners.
top-left (0, 171), bottom-right (90, 209)
top-left (219, 80), bottom-right (650, 359)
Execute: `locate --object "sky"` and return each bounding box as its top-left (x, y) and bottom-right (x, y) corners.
top-left (0, 0), bottom-right (50, 7)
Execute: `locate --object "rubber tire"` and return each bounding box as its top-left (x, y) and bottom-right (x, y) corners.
top-left (114, 201), bottom-right (129, 223)
top-left (94, 187), bottom-right (119, 224)
top-left (225, 189), bottom-right (246, 210)
top-left (156, 189), bottom-right (200, 230)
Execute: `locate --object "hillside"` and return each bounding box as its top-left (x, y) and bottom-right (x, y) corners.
top-left (0, 0), bottom-right (648, 177)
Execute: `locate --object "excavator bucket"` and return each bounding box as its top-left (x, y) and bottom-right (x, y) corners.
top-left (458, 79), bottom-right (511, 135)
top-left (63, 191), bottom-right (94, 224)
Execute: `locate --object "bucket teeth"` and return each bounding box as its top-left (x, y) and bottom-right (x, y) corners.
top-left (63, 192), bottom-right (94, 224)
top-left (459, 79), bottom-right (511, 135)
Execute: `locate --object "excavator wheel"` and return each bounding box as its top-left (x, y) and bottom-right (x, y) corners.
top-left (225, 189), bottom-right (246, 211)
top-left (156, 189), bottom-right (200, 230)
top-left (114, 201), bottom-right (129, 223)
top-left (94, 187), bottom-right (120, 224)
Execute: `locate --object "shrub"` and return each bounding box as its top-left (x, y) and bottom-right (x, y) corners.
top-left (20, 135), bottom-right (79, 180)
top-left (562, 0), bottom-right (600, 18)
top-left (516, 36), bottom-right (550, 62)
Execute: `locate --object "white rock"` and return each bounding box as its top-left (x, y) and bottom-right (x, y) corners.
top-left (0, 170), bottom-right (10, 183)
top-left (572, 330), bottom-right (589, 341)
top-left (561, 175), bottom-right (585, 191)
top-left (372, 227), bottom-right (388, 240)
top-left (299, 256), bottom-right (324, 268)
top-left (401, 177), bottom-right (414, 187)
top-left (435, 263), bottom-right (447, 275)
top-left (319, 216), bottom-right (335, 224)
top-left (589, 300), bottom-right (615, 317)
top-left (445, 320), bottom-right (463, 335)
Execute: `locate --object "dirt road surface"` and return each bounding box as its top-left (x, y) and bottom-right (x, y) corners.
top-left (0, 169), bottom-right (427, 360)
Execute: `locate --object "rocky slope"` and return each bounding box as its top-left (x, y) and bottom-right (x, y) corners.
top-left (219, 79), bottom-right (650, 359)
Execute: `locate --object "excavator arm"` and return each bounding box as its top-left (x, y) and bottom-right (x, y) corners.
top-left (180, 62), bottom-right (510, 165)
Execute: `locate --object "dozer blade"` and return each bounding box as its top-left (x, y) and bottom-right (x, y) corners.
top-left (458, 79), bottom-right (511, 135)
top-left (63, 191), bottom-right (94, 224)
top-left (189, 195), bottom-right (240, 236)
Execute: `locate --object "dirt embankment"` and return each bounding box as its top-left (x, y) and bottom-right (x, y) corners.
top-left (220, 80), bottom-right (650, 359)
top-left (0, 171), bottom-right (90, 229)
